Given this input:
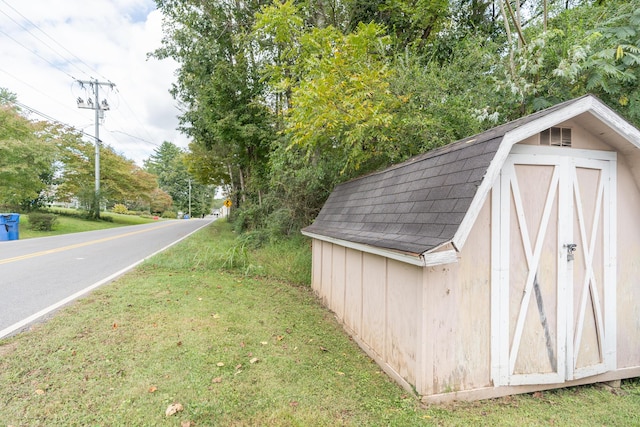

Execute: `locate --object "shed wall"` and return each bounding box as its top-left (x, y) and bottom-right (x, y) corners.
top-left (419, 194), bottom-right (493, 396)
top-left (311, 241), bottom-right (422, 390)
top-left (613, 150), bottom-right (640, 368)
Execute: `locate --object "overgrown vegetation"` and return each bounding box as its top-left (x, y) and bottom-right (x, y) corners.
top-left (1, 221), bottom-right (638, 425)
top-left (151, 0), bottom-right (640, 239)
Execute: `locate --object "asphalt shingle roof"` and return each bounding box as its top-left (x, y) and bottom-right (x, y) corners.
top-left (303, 97), bottom-right (586, 255)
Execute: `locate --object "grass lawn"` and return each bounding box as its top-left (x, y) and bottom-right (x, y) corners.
top-left (1, 221), bottom-right (639, 425)
top-left (17, 209), bottom-right (159, 239)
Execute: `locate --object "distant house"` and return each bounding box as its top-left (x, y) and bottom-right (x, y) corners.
top-left (302, 95), bottom-right (640, 402)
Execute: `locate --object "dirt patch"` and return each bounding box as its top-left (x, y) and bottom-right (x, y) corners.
top-left (0, 341), bottom-right (19, 357)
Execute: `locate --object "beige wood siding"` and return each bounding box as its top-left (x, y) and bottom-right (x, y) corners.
top-left (310, 241), bottom-right (422, 391)
top-left (385, 259), bottom-right (420, 384)
top-left (421, 195), bottom-right (492, 395)
top-left (614, 154), bottom-right (640, 368)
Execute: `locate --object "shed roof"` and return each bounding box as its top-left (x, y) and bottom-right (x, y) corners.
top-left (302, 95), bottom-right (640, 263)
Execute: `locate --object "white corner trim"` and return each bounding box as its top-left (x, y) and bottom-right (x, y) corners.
top-left (301, 230), bottom-right (459, 267)
top-left (420, 249), bottom-right (459, 267)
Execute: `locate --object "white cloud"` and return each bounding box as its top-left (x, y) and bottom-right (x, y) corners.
top-left (0, 0), bottom-right (189, 165)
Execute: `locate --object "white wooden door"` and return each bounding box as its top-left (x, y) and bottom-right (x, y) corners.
top-left (492, 145), bottom-right (617, 386)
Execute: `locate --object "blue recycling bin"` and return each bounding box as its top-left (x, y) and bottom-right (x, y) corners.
top-left (0, 213), bottom-right (20, 241)
top-left (0, 215), bottom-right (7, 241)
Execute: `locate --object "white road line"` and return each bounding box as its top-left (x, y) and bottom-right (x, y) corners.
top-left (0, 220), bottom-right (213, 339)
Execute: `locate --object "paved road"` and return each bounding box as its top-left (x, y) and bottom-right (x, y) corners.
top-left (0, 218), bottom-right (214, 339)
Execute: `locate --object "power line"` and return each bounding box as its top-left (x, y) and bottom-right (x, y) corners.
top-left (6, 99), bottom-right (95, 140)
top-left (0, 8), bottom-right (90, 79)
top-left (111, 88), bottom-right (158, 144)
top-left (0, 2), bottom-right (170, 159)
top-left (0, 0), bottom-right (105, 81)
top-left (106, 129), bottom-right (160, 147)
top-left (0, 67), bottom-right (87, 121)
top-left (0, 26), bottom-right (76, 80)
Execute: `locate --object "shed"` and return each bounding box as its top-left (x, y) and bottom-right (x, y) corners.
top-left (301, 95), bottom-right (640, 402)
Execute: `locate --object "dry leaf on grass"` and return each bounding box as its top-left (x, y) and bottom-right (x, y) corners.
top-left (35, 389), bottom-right (45, 395)
top-left (165, 402), bottom-right (184, 417)
top-left (212, 377), bottom-right (222, 383)
top-left (148, 386), bottom-right (158, 393)
top-left (249, 357), bottom-right (259, 364)
top-left (181, 421), bottom-right (192, 427)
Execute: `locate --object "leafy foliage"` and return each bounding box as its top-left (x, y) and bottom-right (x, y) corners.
top-left (144, 141), bottom-right (213, 217)
top-left (152, 0), bottom-right (640, 239)
top-left (27, 212), bottom-right (58, 231)
top-left (0, 103), bottom-right (59, 209)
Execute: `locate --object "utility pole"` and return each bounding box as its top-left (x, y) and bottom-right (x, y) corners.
top-left (188, 179), bottom-right (192, 218)
top-left (76, 78), bottom-right (115, 219)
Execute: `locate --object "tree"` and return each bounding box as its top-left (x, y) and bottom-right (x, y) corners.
top-left (490, 0), bottom-right (640, 124)
top-left (57, 137), bottom-right (159, 216)
top-left (0, 99), bottom-right (59, 210)
top-left (144, 141), bottom-right (213, 217)
top-left (153, 0), bottom-right (640, 239)
top-left (152, 0), bottom-right (273, 209)
top-left (150, 188), bottom-right (173, 215)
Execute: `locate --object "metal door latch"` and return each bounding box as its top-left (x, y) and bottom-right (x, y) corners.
top-left (565, 243), bottom-right (577, 261)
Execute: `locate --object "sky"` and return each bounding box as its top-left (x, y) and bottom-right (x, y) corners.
top-left (0, 0), bottom-right (188, 165)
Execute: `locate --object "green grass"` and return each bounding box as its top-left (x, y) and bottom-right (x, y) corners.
top-left (1, 221), bottom-right (639, 426)
top-left (17, 210), bottom-right (159, 239)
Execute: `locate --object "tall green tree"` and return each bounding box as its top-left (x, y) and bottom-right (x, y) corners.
top-left (144, 141), bottom-right (213, 217)
top-left (152, 0), bottom-right (273, 208)
top-left (0, 99), bottom-right (59, 210)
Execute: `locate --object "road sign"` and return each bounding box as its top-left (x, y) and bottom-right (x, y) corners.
top-left (224, 199), bottom-right (232, 208)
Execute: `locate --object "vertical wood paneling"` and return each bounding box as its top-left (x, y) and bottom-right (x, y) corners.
top-left (311, 240), bottom-right (323, 294)
top-left (331, 245), bottom-right (347, 320)
top-left (344, 248), bottom-right (363, 336)
top-left (320, 241), bottom-right (333, 305)
top-left (385, 259), bottom-right (421, 384)
top-left (361, 252), bottom-right (386, 355)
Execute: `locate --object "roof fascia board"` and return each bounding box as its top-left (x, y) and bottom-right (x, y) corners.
top-left (589, 99), bottom-right (640, 148)
top-left (302, 231), bottom-right (459, 267)
top-left (301, 230), bottom-right (426, 266)
top-left (451, 96), bottom-right (596, 250)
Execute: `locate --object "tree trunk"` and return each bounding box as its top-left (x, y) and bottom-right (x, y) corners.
top-left (239, 167), bottom-right (246, 203)
top-left (498, 0), bottom-right (516, 78)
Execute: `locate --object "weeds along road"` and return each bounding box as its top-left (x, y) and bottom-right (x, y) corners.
top-left (0, 218), bottom-right (214, 339)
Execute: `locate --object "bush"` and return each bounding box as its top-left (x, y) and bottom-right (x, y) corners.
top-left (28, 212), bottom-right (58, 231)
top-left (112, 204), bottom-right (129, 214)
top-left (161, 210), bottom-right (177, 219)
